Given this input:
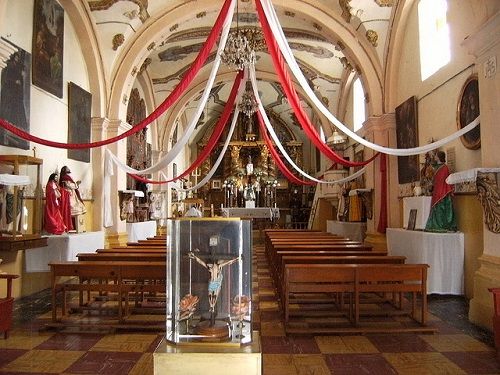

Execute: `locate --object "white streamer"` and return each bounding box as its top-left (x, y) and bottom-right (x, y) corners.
top-left (260, 0), bottom-right (480, 156)
top-left (176, 71), bottom-right (248, 192)
top-left (249, 64), bottom-right (366, 185)
top-left (102, 1), bottom-right (235, 226)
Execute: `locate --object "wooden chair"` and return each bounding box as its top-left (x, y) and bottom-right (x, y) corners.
top-left (0, 274), bottom-right (19, 339)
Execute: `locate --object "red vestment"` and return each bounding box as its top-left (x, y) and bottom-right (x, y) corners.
top-left (430, 163), bottom-right (453, 207)
top-left (44, 181), bottom-right (66, 234)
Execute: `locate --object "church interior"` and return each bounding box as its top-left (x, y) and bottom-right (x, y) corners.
top-left (0, 0), bottom-right (499, 373)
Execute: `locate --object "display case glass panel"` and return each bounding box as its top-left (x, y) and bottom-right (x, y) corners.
top-left (166, 218), bottom-right (252, 345)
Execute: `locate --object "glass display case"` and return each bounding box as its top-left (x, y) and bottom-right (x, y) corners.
top-left (166, 218), bottom-right (252, 345)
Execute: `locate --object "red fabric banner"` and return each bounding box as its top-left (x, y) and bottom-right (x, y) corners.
top-left (128, 70), bottom-right (244, 184)
top-left (257, 111), bottom-right (315, 186)
top-left (0, 0), bottom-right (233, 149)
top-left (377, 153), bottom-right (387, 233)
top-left (255, 0), bottom-right (378, 168)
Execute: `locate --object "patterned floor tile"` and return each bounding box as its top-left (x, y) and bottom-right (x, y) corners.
top-left (35, 333), bottom-right (105, 351)
top-left (260, 321), bottom-right (286, 336)
top-left (441, 351), bottom-right (500, 374)
top-left (90, 334), bottom-right (160, 352)
top-left (383, 352), bottom-right (467, 374)
top-left (63, 351), bottom-right (143, 375)
top-left (0, 348), bottom-right (28, 367)
top-left (0, 330), bottom-right (54, 350)
top-left (263, 354), bottom-right (299, 375)
top-left (324, 353), bottom-right (398, 375)
top-left (126, 352), bottom-right (154, 375)
top-left (367, 334), bottom-right (436, 353)
top-left (261, 336), bottom-right (321, 354)
top-left (420, 334), bottom-right (494, 352)
top-left (315, 335), bottom-right (379, 354)
top-left (292, 354), bottom-right (330, 375)
top-left (1, 349), bottom-right (84, 373)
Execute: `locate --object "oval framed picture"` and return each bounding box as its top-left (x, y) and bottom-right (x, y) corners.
top-left (457, 74), bottom-right (480, 150)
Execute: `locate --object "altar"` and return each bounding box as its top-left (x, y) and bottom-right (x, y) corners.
top-left (326, 220), bottom-right (366, 242)
top-left (221, 207), bottom-right (280, 220)
top-left (126, 220), bottom-right (157, 242)
top-left (386, 228), bottom-right (464, 294)
top-left (25, 231), bottom-right (105, 273)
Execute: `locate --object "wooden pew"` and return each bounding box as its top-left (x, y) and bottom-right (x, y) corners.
top-left (96, 248), bottom-right (166, 253)
top-left (77, 252), bottom-right (166, 262)
top-left (282, 263), bottom-right (429, 333)
top-left (50, 261), bottom-right (165, 325)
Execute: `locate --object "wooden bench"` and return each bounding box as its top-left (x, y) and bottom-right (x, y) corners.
top-left (77, 252), bottom-right (166, 262)
top-left (282, 263), bottom-right (429, 333)
top-left (50, 261), bottom-right (165, 325)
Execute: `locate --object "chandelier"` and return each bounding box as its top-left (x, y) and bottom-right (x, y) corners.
top-left (238, 87), bottom-right (259, 117)
top-left (326, 127), bottom-right (348, 150)
top-left (221, 29), bottom-right (256, 71)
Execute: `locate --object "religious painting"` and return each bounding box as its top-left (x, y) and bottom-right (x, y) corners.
top-left (407, 209), bottom-right (417, 231)
top-left (67, 82), bottom-right (91, 162)
top-left (457, 74), bottom-right (480, 150)
top-left (0, 40), bottom-right (31, 150)
top-left (395, 96), bottom-right (419, 184)
top-left (32, 0), bottom-right (64, 98)
top-left (126, 88), bottom-right (148, 190)
top-left (354, 149), bottom-right (365, 188)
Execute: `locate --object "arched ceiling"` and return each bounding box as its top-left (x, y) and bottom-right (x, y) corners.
top-left (83, 0), bottom-right (394, 148)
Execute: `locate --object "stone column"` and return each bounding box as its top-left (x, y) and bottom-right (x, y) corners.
top-left (360, 113), bottom-right (397, 250)
top-left (462, 11), bottom-right (500, 329)
top-left (91, 118), bottom-right (129, 245)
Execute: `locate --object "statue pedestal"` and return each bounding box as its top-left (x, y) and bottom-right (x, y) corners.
top-left (245, 201), bottom-right (255, 208)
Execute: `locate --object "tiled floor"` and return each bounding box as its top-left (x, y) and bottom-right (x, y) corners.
top-left (1, 244), bottom-right (499, 374)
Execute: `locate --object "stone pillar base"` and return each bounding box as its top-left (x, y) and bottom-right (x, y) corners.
top-left (469, 254), bottom-right (500, 331)
top-left (364, 231), bottom-right (387, 252)
top-left (105, 232), bottom-right (128, 248)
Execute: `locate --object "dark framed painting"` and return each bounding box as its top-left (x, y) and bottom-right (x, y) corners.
top-left (407, 209), bottom-right (417, 231)
top-left (67, 82), bottom-right (91, 162)
top-left (395, 96), bottom-right (419, 184)
top-left (457, 74), bottom-right (480, 150)
top-left (0, 40), bottom-right (31, 150)
top-left (32, 0), bottom-right (64, 98)
top-left (354, 149), bottom-right (365, 188)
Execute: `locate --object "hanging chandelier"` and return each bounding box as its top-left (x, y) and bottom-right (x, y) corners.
top-left (238, 87), bottom-right (259, 117)
top-left (221, 29), bottom-right (256, 71)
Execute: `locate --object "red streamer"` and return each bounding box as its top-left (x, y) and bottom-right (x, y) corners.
top-left (255, 0), bottom-right (378, 168)
top-left (0, 0), bottom-right (233, 149)
top-left (257, 111), bottom-right (315, 186)
top-left (377, 153), bottom-right (388, 233)
top-left (128, 70), bottom-right (244, 184)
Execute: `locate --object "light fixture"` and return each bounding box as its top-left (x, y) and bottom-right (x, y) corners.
top-left (326, 128), bottom-right (348, 150)
top-left (238, 85), bottom-right (258, 117)
top-left (220, 1), bottom-right (255, 70)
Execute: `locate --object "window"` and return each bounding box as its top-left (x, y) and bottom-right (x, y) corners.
top-left (353, 78), bottom-right (365, 132)
top-left (418, 0), bottom-right (450, 80)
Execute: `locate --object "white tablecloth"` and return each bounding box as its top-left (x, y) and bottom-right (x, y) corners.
top-left (403, 196), bottom-right (432, 230)
top-left (326, 221), bottom-right (367, 242)
top-left (221, 207), bottom-right (280, 220)
top-left (126, 220), bottom-right (157, 242)
top-left (386, 228), bottom-right (464, 295)
top-left (25, 231), bottom-right (105, 272)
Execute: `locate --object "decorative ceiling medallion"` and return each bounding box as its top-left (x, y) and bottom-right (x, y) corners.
top-left (147, 42), bottom-right (156, 51)
top-left (284, 11), bottom-right (295, 17)
top-left (366, 30), bottom-right (378, 47)
top-left (169, 23), bottom-right (179, 32)
top-left (196, 11), bottom-right (206, 18)
top-left (375, 0), bottom-right (394, 6)
top-left (112, 33), bottom-right (124, 50)
top-left (139, 57), bottom-right (151, 73)
top-left (89, 0), bottom-right (150, 22)
top-left (312, 23), bottom-right (322, 31)
top-left (340, 56), bottom-right (353, 71)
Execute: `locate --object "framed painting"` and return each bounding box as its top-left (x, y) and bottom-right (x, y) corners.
top-left (211, 179), bottom-right (221, 190)
top-left (407, 209), bottom-right (417, 231)
top-left (32, 0), bottom-right (64, 98)
top-left (0, 40), bottom-right (31, 150)
top-left (457, 74), bottom-right (480, 150)
top-left (68, 82), bottom-right (91, 162)
top-left (395, 96), bottom-right (419, 184)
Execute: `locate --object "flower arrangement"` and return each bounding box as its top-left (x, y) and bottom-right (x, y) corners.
top-left (178, 294), bottom-right (199, 320)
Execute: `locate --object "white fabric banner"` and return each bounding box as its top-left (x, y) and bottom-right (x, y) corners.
top-left (260, 0), bottom-right (480, 156)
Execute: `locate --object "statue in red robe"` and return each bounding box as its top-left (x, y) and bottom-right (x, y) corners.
top-left (425, 151), bottom-right (457, 232)
top-left (43, 173), bottom-right (66, 235)
top-left (59, 166), bottom-right (86, 231)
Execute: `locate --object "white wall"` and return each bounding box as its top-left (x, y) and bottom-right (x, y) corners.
top-left (0, 0), bottom-right (93, 198)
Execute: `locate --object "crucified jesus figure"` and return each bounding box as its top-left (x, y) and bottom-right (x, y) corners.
top-left (188, 250), bottom-right (239, 313)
